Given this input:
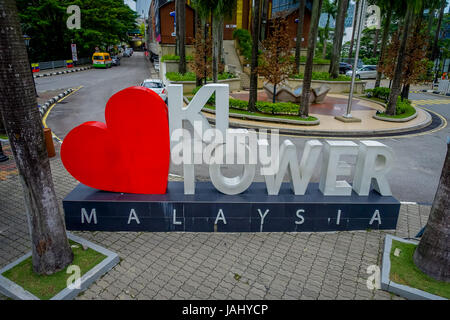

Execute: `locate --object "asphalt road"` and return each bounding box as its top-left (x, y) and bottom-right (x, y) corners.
top-left (42, 55), bottom-right (450, 204)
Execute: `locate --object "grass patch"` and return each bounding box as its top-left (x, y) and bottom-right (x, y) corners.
top-left (0, 134), bottom-right (7, 140)
top-left (203, 104), bottom-right (318, 122)
top-left (2, 240), bottom-right (106, 300)
top-left (377, 102), bottom-right (416, 119)
top-left (390, 240), bottom-right (450, 299)
top-left (160, 54), bottom-right (193, 62)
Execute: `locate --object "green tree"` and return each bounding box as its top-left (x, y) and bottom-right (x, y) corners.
top-left (320, 0), bottom-right (337, 59)
top-left (294, 0), bottom-right (306, 74)
top-left (248, 0), bottom-right (261, 112)
top-left (374, 0), bottom-right (393, 88)
top-left (17, 0), bottom-right (137, 61)
top-left (0, 0), bottom-right (73, 274)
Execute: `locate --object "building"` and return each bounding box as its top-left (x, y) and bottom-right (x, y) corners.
top-left (147, 0), bottom-right (312, 56)
top-left (136, 0), bottom-right (151, 18)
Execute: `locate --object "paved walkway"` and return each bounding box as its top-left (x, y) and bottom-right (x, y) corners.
top-left (223, 40), bottom-right (250, 90)
top-left (0, 141), bottom-right (430, 300)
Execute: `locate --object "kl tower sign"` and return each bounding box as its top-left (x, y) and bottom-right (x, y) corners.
top-left (61, 85), bottom-right (400, 232)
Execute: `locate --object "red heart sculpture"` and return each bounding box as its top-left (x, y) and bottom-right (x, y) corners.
top-left (61, 86), bottom-right (170, 194)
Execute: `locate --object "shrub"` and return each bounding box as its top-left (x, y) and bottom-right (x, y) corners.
top-left (167, 72), bottom-right (235, 82)
top-left (372, 87), bottom-right (390, 100)
top-left (233, 29), bottom-right (252, 61)
top-left (192, 86), bottom-right (215, 104)
top-left (161, 54), bottom-right (193, 62)
top-left (362, 57), bottom-right (379, 65)
top-left (228, 98), bottom-right (299, 115)
top-left (291, 71), bottom-right (354, 81)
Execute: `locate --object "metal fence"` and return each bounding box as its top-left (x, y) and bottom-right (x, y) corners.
top-left (36, 57), bottom-right (91, 70)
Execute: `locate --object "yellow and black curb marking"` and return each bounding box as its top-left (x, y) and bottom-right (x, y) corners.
top-left (42, 86), bottom-right (83, 143)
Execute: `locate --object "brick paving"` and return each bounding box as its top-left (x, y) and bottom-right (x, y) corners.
top-left (0, 141), bottom-right (430, 300)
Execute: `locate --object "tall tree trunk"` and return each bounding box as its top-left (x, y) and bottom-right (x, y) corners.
top-left (195, 12), bottom-right (203, 86)
top-left (349, 0), bottom-right (360, 58)
top-left (413, 142), bottom-right (450, 282)
top-left (249, 0), bottom-right (262, 113)
top-left (299, 0), bottom-right (323, 117)
top-left (212, 13), bottom-right (222, 83)
top-left (0, 0), bottom-right (73, 275)
top-left (294, 0), bottom-right (306, 74)
top-left (374, 6), bottom-right (392, 88)
top-left (175, 0), bottom-right (179, 56)
top-left (322, 15), bottom-right (330, 59)
top-left (386, 5), bottom-right (413, 116)
top-left (218, 18), bottom-right (224, 73)
top-left (329, 0), bottom-right (349, 78)
top-left (273, 84), bottom-right (277, 103)
top-left (178, 0), bottom-right (186, 74)
top-left (431, 0), bottom-right (446, 62)
top-left (372, 28), bottom-right (379, 56)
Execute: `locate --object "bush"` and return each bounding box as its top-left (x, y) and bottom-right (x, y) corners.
top-left (228, 98), bottom-right (299, 115)
top-left (291, 71), bottom-right (353, 81)
top-left (372, 87), bottom-right (390, 100)
top-left (233, 29), bottom-right (252, 61)
top-left (362, 57), bottom-right (379, 65)
top-left (167, 72), bottom-right (235, 82)
top-left (161, 54), bottom-right (193, 62)
top-left (192, 86), bottom-right (215, 104)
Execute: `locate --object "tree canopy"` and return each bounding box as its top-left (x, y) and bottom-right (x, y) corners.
top-left (17, 0), bottom-right (137, 62)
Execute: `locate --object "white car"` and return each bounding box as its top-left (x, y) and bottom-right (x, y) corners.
top-left (140, 79), bottom-right (167, 104)
top-left (346, 65), bottom-right (378, 79)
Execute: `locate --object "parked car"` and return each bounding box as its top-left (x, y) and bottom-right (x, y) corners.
top-left (123, 48), bottom-right (133, 57)
top-left (346, 65), bottom-right (377, 79)
top-left (341, 57), bottom-right (363, 69)
top-left (140, 79), bottom-right (167, 103)
top-left (339, 62), bottom-right (352, 74)
top-left (111, 55), bottom-right (121, 66)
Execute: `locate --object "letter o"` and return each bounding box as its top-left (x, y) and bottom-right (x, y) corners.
top-left (209, 143), bottom-right (256, 195)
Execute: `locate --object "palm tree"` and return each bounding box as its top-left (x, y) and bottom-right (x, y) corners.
top-left (413, 141), bottom-right (450, 282)
top-left (321, 0), bottom-right (337, 59)
top-left (299, 0), bottom-right (324, 117)
top-left (385, 1), bottom-right (414, 115)
top-left (0, 0), bottom-right (73, 274)
top-left (249, 0), bottom-right (262, 112)
top-left (374, 0), bottom-right (393, 88)
top-left (177, 0), bottom-right (187, 74)
top-left (329, 0), bottom-right (350, 78)
top-left (431, 0), bottom-right (447, 63)
top-left (348, 0), bottom-right (360, 58)
top-left (294, 0), bottom-right (307, 74)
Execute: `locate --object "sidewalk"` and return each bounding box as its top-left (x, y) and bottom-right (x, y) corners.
top-left (0, 141), bottom-right (430, 300)
top-left (33, 64), bottom-right (92, 78)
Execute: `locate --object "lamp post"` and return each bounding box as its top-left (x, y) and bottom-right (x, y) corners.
top-left (23, 34), bottom-right (38, 97)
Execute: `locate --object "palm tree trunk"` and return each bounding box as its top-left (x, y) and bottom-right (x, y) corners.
top-left (178, 0), bottom-right (187, 74)
top-left (431, 0), bottom-right (446, 62)
top-left (175, 0), bottom-right (179, 56)
top-left (413, 142), bottom-right (450, 282)
top-left (372, 28), bottom-right (379, 56)
top-left (322, 15), bottom-right (330, 59)
top-left (386, 5), bottom-right (413, 116)
top-left (294, 0), bottom-right (306, 74)
top-left (218, 18), bottom-right (224, 73)
top-left (349, 0), bottom-right (360, 58)
top-left (273, 84), bottom-right (277, 103)
top-left (299, 0), bottom-right (323, 117)
top-left (329, 0), bottom-right (349, 78)
top-left (195, 12), bottom-right (203, 86)
top-left (249, 0), bottom-right (262, 112)
top-left (212, 13), bottom-right (222, 83)
top-left (0, 0), bottom-right (73, 275)
top-left (374, 6), bottom-right (392, 88)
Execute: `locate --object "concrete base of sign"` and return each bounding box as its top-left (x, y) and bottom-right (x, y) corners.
top-left (63, 182), bottom-right (400, 232)
top-left (380, 234), bottom-right (447, 300)
top-left (0, 233), bottom-right (119, 300)
top-left (334, 115), bottom-right (362, 123)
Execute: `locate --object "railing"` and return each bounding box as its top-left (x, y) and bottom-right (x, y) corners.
top-left (34, 57), bottom-right (91, 70)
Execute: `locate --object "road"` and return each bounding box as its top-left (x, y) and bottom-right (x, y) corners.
top-left (42, 54), bottom-right (450, 204)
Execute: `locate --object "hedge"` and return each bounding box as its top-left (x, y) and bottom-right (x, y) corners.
top-left (161, 54), bottom-right (193, 62)
top-left (291, 71), bottom-right (354, 81)
top-left (167, 72), bottom-right (236, 82)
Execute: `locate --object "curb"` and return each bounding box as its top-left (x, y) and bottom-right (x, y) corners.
top-left (380, 234), bottom-right (447, 300)
top-left (38, 88), bottom-right (75, 118)
top-left (419, 89), bottom-right (450, 98)
top-left (373, 109), bottom-right (418, 122)
top-left (33, 66), bottom-right (92, 79)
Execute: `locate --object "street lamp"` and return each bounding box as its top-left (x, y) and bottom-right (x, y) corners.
top-left (23, 34), bottom-right (38, 97)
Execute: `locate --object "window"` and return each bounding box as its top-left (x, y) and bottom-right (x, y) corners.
top-left (94, 56), bottom-right (104, 60)
top-left (143, 82), bottom-right (163, 88)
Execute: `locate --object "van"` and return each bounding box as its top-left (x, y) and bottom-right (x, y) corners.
top-left (92, 52), bottom-right (112, 68)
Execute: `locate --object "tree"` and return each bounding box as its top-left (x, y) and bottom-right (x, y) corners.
top-left (294, 0), bottom-right (307, 74)
top-left (259, 18), bottom-right (294, 103)
top-left (0, 0), bottom-right (73, 274)
top-left (385, 2), bottom-right (413, 115)
top-left (299, 0), bottom-right (323, 117)
top-left (191, 19), bottom-right (212, 85)
top-left (374, 1), bottom-right (393, 88)
top-left (413, 142), bottom-right (450, 282)
top-left (329, 0), bottom-right (349, 78)
top-left (16, 0), bottom-right (137, 61)
top-left (321, 0), bottom-right (337, 59)
top-left (248, 0), bottom-right (262, 112)
top-left (431, 0), bottom-right (447, 62)
top-left (177, 0), bottom-right (187, 74)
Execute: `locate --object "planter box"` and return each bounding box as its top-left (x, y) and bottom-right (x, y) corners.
top-left (163, 60), bottom-right (193, 73)
top-left (160, 44), bottom-right (194, 56)
top-left (167, 77), bottom-right (242, 94)
top-left (286, 78), bottom-right (366, 94)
